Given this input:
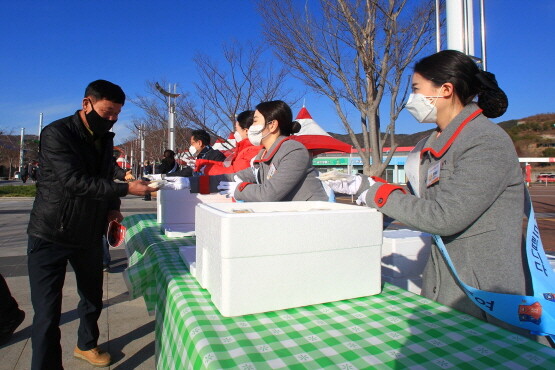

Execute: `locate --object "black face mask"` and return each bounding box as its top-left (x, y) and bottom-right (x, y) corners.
top-left (85, 100), bottom-right (117, 136)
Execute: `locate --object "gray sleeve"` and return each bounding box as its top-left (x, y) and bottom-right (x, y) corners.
top-left (234, 144), bottom-right (310, 202)
top-left (364, 132), bottom-right (520, 236)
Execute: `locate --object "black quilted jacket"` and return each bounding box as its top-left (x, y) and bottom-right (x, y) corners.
top-left (27, 111), bottom-right (129, 248)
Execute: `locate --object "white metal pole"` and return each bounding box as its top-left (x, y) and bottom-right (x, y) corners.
top-left (130, 147), bottom-right (134, 176)
top-left (38, 113), bottom-right (44, 136)
top-left (464, 0), bottom-right (475, 56)
top-left (140, 126), bottom-right (145, 176)
top-left (480, 0), bottom-right (487, 70)
top-left (19, 128), bottom-right (25, 174)
top-left (169, 104), bottom-right (175, 151)
top-left (435, 0), bottom-right (441, 52)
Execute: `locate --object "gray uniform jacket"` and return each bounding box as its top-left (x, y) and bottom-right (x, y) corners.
top-left (190, 136), bottom-right (327, 202)
top-left (364, 103), bottom-right (531, 333)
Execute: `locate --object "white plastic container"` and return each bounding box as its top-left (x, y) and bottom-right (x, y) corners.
top-left (195, 201), bottom-right (383, 317)
top-left (382, 229), bottom-right (431, 279)
top-left (156, 188), bottom-right (232, 235)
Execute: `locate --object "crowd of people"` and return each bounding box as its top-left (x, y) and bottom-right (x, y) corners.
top-left (1, 49), bottom-right (552, 369)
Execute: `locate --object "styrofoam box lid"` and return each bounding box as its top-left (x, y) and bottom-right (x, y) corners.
top-left (383, 229), bottom-right (430, 239)
top-left (196, 201), bottom-right (383, 258)
top-left (198, 200), bottom-right (375, 214)
top-left (159, 188), bottom-right (232, 202)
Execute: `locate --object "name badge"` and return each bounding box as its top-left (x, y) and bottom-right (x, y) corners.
top-left (426, 161), bottom-right (441, 187)
top-left (267, 163), bottom-right (277, 179)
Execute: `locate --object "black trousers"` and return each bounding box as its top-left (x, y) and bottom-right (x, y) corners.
top-left (28, 236), bottom-right (103, 370)
top-left (0, 273), bottom-right (19, 318)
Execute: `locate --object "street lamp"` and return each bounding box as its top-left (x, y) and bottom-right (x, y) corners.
top-left (155, 82), bottom-right (180, 151)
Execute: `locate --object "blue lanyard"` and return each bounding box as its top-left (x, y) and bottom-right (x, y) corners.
top-left (432, 188), bottom-right (555, 340)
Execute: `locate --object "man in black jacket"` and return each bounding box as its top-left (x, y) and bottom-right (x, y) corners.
top-left (27, 80), bottom-right (156, 369)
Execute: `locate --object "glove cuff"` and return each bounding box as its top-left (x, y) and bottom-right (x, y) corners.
top-left (199, 175), bottom-right (210, 194)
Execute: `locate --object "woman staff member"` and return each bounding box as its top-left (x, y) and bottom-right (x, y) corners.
top-left (194, 110), bottom-right (262, 175)
top-left (181, 100), bottom-right (327, 201)
top-left (326, 50), bottom-right (550, 345)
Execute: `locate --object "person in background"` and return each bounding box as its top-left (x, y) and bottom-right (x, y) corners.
top-left (0, 273), bottom-right (25, 346)
top-left (158, 149), bottom-right (178, 174)
top-left (142, 160), bottom-right (153, 201)
top-left (195, 110), bottom-right (262, 175)
top-left (324, 50), bottom-right (552, 347)
top-left (179, 100), bottom-right (327, 202)
top-left (29, 161), bottom-right (38, 182)
top-left (143, 160), bottom-right (152, 176)
top-left (189, 129), bottom-right (226, 162)
top-left (20, 165), bottom-right (29, 183)
top-left (26, 80), bottom-right (157, 369)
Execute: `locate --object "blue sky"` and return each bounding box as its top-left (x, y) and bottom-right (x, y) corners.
top-left (1, 1), bottom-right (554, 145)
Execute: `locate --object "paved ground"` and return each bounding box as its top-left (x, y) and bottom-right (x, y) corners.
top-left (0, 186), bottom-right (554, 369)
top-left (0, 195), bottom-right (157, 370)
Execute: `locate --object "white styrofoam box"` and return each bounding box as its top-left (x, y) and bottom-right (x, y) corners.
top-left (382, 229), bottom-right (431, 278)
top-left (179, 246), bottom-right (197, 277)
top-left (157, 188), bottom-right (233, 234)
top-left (382, 276), bottom-right (423, 295)
top-left (195, 201), bottom-right (383, 317)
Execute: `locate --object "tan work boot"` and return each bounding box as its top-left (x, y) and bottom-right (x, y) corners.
top-left (73, 346), bottom-right (111, 367)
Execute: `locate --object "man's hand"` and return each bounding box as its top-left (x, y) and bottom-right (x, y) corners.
top-left (107, 210), bottom-right (123, 223)
top-left (128, 179), bottom-right (158, 196)
top-left (124, 170), bottom-right (135, 181)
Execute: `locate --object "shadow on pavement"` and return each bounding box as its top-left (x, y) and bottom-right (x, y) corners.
top-left (108, 321), bottom-right (155, 368)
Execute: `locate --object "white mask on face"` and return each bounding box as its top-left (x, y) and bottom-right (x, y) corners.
top-left (188, 145), bottom-right (198, 156)
top-left (247, 124), bottom-right (268, 146)
top-left (233, 131), bottom-right (243, 143)
top-left (405, 93), bottom-right (443, 123)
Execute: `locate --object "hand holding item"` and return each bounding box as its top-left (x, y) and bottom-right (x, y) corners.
top-left (217, 175), bottom-right (242, 198)
top-left (147, 179), bottom-right (168, 189)
top-left (320, 172), bottom-right (363, 195)
top-left (318, 170), bottom-right (375, 198)
top-left (107, 210), bottom-right (124, 223)
top-left (128, 179), bottom-right (157, 196)
top-left (106, 220), bottom-right (126, 248)
top-left (144, 174), bottom-right (164, 181)
top-left (164, 177), bottom-right (190, 190)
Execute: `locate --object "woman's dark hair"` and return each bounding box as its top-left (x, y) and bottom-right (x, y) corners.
top-left (163, 149), bottom-right (175, 158)
top-left (413, 50), bottom-right (508, 118)
top-left (255, 100), bottom-right (301, 136)
top-left (84, 79), bottom-right (126, 105)
top-left (236, 110), bottom-right (254, 130)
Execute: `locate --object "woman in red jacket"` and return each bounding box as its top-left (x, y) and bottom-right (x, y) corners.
top-left (195, 110), bottom-right (262, 175)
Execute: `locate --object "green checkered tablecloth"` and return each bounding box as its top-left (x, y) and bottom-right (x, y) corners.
top-left (123, 214), bottom-right (555, 369)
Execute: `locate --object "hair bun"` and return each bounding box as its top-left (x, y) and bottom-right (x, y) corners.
top-left (291, 120), bottom-right (302, 134)
top-left (475, 71), bottom-right (500, 91)
top-left (475, 71), bottom-right (508, 118)
top-left (478, 89), bottom-right (508, 118)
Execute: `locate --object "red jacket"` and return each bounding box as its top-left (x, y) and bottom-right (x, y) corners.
top-left (194, 138), bottom-right (262, 175)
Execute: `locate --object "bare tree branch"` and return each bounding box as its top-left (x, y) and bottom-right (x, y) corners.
top-left (258, 0), bottom-right (437, 176)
